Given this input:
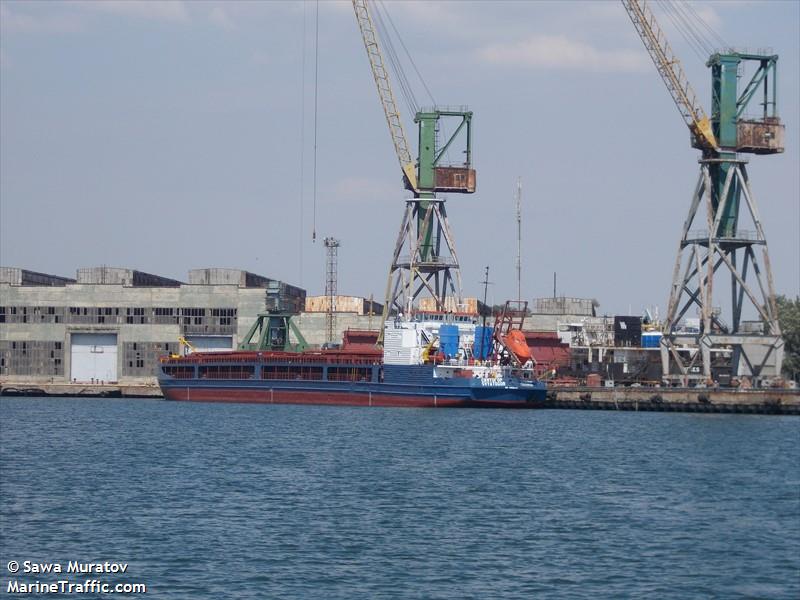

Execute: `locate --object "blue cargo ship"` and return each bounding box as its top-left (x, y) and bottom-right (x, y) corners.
top-left (158, 313), bottom-right (547, 409)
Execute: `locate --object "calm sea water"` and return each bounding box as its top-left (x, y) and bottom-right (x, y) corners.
top-left (1, 397), bottom-right (798, 599)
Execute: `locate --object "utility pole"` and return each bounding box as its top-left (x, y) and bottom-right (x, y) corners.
top-left (481, 266), bottom-right (491, 329)
top-left (515, 177), bottom-right (522, 303)
top-left (324, 237), bottom-right (340, 345)
top-left (476, 266), bottom-right (493, 359)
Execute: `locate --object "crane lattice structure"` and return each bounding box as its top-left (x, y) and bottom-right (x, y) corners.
top-left (352, 0), bottom-right (475, 336)
top-left (324, 237), bottom-right (340, 345)
top-left (623, 0), bottom-right (785, 386)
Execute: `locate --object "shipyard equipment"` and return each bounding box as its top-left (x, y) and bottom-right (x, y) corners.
top-left (352, 0), bottom-right (475, 335)
top-left (176, 336), bottom-right (197, 357)
top-left (623, 0), bottom-right (784, 386)
top-left (324, 237), bottom-right (340, 345)
top-left (239, 313), bottom-right (309, 353)
top-left (494, 301), bottom-right (534, 367)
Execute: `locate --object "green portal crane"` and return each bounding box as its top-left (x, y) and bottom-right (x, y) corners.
top-left (706, 52), bottom-right (782, 237)
top-left (238, 312), bottom-right (308, 353)
top-left (352, 0), bottom-right (475, 329)
top-left (623, 0), bottom-right (785, 386)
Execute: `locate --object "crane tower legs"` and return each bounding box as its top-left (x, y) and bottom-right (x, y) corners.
top-left (378, 198), bottom-right (463, 340)
top-left (660, 157), bottom-right (784, 387)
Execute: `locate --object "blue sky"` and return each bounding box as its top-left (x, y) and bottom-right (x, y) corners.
top-left (1, 0), bottom-right (797, 316)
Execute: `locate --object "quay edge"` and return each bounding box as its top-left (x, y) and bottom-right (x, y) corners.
top-left (0, 382), bottom-right (162, 398)
top-left (1, 382), bottom-right (799, 414)
top-left (544, 387), bottom-right (800, 415)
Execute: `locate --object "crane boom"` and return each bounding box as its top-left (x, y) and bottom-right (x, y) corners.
top-left (622, 0), bottom-right (717, 150)
top-left (352, 0), bottom-right (418, 192)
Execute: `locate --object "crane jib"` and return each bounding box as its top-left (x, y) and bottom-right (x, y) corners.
top-left (352, 0), bottom-right (419, 192)
top-left (621, 0), bottom-right (718, 151)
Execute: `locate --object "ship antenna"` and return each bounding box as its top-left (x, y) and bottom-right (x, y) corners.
top-left (481, 265), bottom-right (490, 330)
top-left (478, 266), bottom-right (493, 358)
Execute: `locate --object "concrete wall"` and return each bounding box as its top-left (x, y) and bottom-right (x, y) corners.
top-left (0, 268), bottom-right (74, 286)
top-left (76, 267), bottom-right (182, 287)
top-left (531, 296), bottom-right (597, 316)
top-left (292, 312), bottom-right (382, 346)
top-left (522, 314), bottom-right (606, 332)
top-left (0, 282), bottom-right (269, 384)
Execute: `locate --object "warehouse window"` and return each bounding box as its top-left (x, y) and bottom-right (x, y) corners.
top-left (211, 308), bottom-right (236, 326)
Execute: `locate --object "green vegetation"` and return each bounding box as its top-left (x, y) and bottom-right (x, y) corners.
top-left (776, 295), bottom-right (800, 382)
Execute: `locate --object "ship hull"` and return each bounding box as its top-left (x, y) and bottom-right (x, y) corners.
top-left (160, 379), bottom-right (545, 409)
top-left (158, 347), bottom-right (547, 410)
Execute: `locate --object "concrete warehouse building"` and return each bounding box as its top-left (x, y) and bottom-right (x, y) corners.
top-left (0, 267), bottom-right (308, 385)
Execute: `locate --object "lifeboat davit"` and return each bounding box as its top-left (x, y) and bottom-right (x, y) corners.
top-left (502, 329), bottom-right (533, 364)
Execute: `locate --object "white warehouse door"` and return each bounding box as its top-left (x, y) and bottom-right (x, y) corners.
top-left (185, 336), bottom-right (233, 353)
top-left (71, 333), bottom-right (118, 382)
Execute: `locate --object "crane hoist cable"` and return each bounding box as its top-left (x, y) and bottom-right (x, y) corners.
top-left (374, 1), bottom-right (458, 166)
top-left (372, 1), bottom-right (456, 166)
top-left (352, 0), bottom-right (418, 192)
top-left (298, 0), bottom-right (307, 282)
top-left (657, 0), bottom-right (709, 62)
top-left (312, 0), bottom-right (319, 243)
top-left (377, 0), bottom-right (436, 108)
top-left (372, 3), bottom-right (418, 115)
top-left (669, 0), bottom-right (728, 54)
top-left (683, 2), bottom-right (728, 50)
top-left (656, 1), bottom-right (730, 62)
top-left (621, 0), bottom-right (718, 151)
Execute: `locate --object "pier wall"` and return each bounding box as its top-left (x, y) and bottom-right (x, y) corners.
top-left (2, 382), bottom-right (797, 415)
top-left (544, 387), bottom-right (799, 414)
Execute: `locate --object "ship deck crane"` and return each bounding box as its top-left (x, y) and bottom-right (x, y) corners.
top-left (176, 336), bottom-right (196, 356)
top-left (622, 0), bottom-right (785, 387)
top-left (352, 0), bottom-right (477, 336)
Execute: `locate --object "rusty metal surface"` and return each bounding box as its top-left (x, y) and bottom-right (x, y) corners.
top-left (418, 296), bottom-right (479, 314)
top-left (434, 167), bottom-right (476, 193)
top-left (737, 118), bottom-right (785, 154)
top-left (304, 296), bottom-right (382, 315)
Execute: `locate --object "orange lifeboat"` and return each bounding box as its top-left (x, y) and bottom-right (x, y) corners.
top-left (503, 329), bottom-right (533, 364)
